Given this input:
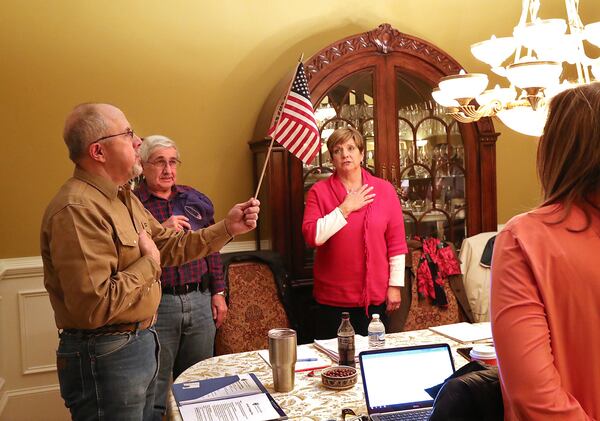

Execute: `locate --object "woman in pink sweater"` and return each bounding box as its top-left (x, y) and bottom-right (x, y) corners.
top-left (491, 83), bottom-right (600, 419)
top-left (302, 128), bottom-right (408, 339)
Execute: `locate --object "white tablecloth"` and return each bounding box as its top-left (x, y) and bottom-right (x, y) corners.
top-left (169, 329), bottom-right (469, 421)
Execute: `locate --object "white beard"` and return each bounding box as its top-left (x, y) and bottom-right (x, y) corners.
top-left (132, 162), bottom-right (143, 178)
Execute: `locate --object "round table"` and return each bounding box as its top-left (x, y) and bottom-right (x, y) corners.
top-left (169, 329), bottom-right (469, 420)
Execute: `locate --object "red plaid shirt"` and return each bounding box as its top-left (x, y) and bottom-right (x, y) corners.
top-left (134, 181), bottom-right (225, 293)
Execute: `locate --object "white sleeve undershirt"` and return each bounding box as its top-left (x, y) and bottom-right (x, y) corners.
top-left (315, 208), bottom-right (406, 287)
top-left (389, 254), bottom-right (405, 287)
top-left (315, 207), bottom-right (347, 246)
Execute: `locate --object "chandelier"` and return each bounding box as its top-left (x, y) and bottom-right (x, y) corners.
top-left (432, 0), bottom-right (600, 137)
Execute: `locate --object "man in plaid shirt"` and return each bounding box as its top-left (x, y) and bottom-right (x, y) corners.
top-left (134, 134), bottom-right (227, 420)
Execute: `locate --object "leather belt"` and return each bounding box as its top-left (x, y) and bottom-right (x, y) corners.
top-left (61, 315), bottom-right (155, 337)
top-left (162, 282), bottom-right (204, 295)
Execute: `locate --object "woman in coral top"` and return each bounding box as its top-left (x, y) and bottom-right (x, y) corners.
top-left (491, 83), bottom-right (600, 420)
top-left (302, 128), bottom-right (408, 339)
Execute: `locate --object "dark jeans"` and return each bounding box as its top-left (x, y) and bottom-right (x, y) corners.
top-left (152, 289), bottom-right (215, 420)
top-left (313, 301), bottom-right (387, 339)
top-left (56, 327), bottom-right (160, 421)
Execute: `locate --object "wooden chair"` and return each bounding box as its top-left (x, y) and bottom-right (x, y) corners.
top-left (388, 239), bottom-right (474, 333)
top-left (214, 251), bottom-right (292, 355)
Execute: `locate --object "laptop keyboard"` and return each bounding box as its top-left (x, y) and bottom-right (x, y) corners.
top-left (376, 408), bottom-right (432, 421)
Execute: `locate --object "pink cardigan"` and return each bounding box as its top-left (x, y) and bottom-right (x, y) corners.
top-left (302, 168), bottom-right (408, 308)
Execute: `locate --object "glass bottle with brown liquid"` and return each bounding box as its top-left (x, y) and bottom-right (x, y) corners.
top-left (337, 312), bottom-right (356, 367)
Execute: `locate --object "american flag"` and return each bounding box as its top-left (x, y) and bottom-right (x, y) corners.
top-left (268, 63), bottom-right (320, 164)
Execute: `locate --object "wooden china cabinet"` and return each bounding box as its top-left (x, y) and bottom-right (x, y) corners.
top-left (249, 24), bottom-right (499, 341)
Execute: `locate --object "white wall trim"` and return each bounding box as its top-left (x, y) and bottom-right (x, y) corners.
top-left (220, 240), bottom-right (259, 253)
top-left (4, 383), bottom-right (60, 399)
top-left (17, 290), bottom-right (57, 375)
top-left (0, 256), bottom-right (43, 281)
top-left (0, 240), bottom-right (261, 281)
top-left (0, 377), bottom-right (6, 416)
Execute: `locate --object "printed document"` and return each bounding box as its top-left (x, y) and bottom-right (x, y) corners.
top-left (173, 373), bottom-right (287, 421)
top-left (179, 393), bottom-right (283, 421)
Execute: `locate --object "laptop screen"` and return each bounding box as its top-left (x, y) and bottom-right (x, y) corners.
top-left (359, 344), bottom-right (455, 413)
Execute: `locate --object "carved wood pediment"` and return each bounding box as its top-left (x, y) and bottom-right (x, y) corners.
top-left (305, 23), bottom-right (461, 81)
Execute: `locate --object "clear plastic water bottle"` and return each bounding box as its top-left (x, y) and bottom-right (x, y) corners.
top-left (368, 313), bottom-right (385, 348)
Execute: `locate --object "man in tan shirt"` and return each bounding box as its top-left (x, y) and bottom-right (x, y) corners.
top-left (40, 103), bottom-right (259, 421)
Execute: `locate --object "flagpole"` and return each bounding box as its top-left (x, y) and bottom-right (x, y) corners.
top-left (254, 54), bottom-right (305, 198)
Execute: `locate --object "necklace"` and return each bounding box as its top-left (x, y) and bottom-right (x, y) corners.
top-left (344, 184), bottom-right (362, 194)
top-left (341, 174), bottom-right (363, 194)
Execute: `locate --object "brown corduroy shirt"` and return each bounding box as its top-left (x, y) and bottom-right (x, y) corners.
top-left (40, 167), bottom-right (231, 330)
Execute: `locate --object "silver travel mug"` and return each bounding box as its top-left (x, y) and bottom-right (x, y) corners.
top-left (268, 328), bottom-right (297, 392)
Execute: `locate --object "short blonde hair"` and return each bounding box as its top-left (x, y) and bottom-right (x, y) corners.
top-left (326, 127), bottom-right (365, 156)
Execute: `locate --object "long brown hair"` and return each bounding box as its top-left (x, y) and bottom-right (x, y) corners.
top-left (537, 82), bottom-right (600, 228)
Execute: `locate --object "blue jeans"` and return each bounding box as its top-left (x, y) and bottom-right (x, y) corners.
top-left (152, 289), bottom-right (216, 419)
top-left (57, 327), bottom-right (160, 421)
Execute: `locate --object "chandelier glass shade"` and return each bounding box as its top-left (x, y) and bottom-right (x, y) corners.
top-left (433, 0), bottom-right (600, 137)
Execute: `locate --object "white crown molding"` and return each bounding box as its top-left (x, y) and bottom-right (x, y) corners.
top-left (0, 256), bottom-right (43, 281)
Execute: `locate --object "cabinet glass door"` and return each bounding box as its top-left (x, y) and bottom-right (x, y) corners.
top-left (302, 70), bottom-right (375, 266)
top-left (395, 70), bottom-right (467, 247)
top-left (305, 70), bottom-right (375, 194)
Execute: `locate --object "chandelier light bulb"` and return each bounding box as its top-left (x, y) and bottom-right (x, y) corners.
top-left (545, 80), bottom-right (574, 99)
top-left (506, 60), bottom-right (562, 89)
top-left (513, 19), bottom-right (567, 52)
top-left (438, 72), bottom-right (489, 104)
top-left (471, 35), bottom-right (517, 68)
top-left (591, 63), bottom-right (600, 81)
top-left (476, 85), bottom-right (517, 107)
top-left (584, 22), bottom-right (600, 47)
top-left (497, 106), bottom-right (548, 137)
top-left (432, 88), bottom-right (459, 108)
top-left (532, 33), bottom-right (580, 63)
top-left (434, 0), bottom-right (600, 137)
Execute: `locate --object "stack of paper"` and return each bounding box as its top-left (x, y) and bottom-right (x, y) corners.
top-left (258, 347), bottom-right (331, 372)
top-left (172, 373), bottom-right (287, 421)
top-left (428, 322), bottom-right (492, 344)
top-left (313, 335), bottom-right (370, 363)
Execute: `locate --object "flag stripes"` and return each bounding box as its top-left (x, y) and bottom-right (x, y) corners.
top-left (268, 63), bottom-right (320, 164)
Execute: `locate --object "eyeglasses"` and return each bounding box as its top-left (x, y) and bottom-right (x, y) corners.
top-left (94, 128), bottom-right (136, 143)
top-left (184, 205), bottom-right (203, 221)
top-left (146, 158), bottom-right (181, 170)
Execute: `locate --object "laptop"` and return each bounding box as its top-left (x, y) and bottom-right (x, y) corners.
top-left (359, 344), bottom-right (455, 421)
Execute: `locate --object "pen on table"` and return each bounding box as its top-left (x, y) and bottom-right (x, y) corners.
top-left (297, 358), bottom-right (318, 362)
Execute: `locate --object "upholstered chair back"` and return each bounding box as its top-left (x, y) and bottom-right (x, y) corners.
top-left (214, 252), bottom-right (292, 355)
top-left (387, 238), bottom-right (474, 333)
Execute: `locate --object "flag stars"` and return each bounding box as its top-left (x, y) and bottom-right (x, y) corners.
top-left (292, 64), bottom-right (312, 100)
top-left (267, 62), bottom-right (319, 164)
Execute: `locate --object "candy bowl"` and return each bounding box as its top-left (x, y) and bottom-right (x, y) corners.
top-left (321, 366), bottom-right (358, 390)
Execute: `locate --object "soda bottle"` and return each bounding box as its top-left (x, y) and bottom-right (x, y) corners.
top-left (368, 313), bottom-right (386, 348)
top-left (337, 312), bottom-right (356, 367)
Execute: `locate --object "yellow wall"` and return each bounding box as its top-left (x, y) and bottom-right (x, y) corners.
top-left (1, 0), bottom-right (599, 258)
